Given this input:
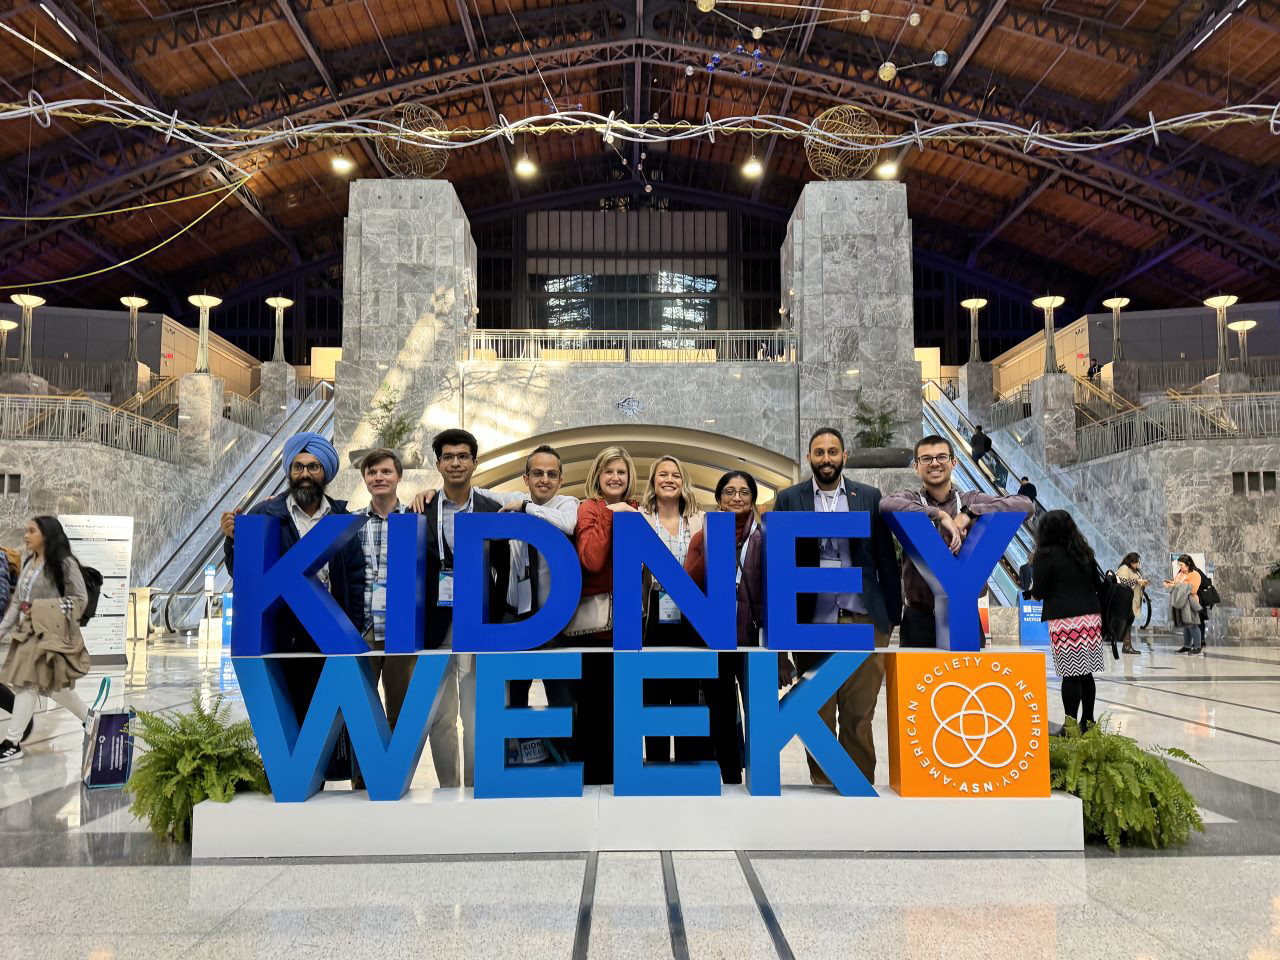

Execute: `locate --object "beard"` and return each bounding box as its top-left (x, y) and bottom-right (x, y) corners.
top-left (289, 476), bottom-right (325, 509)
top-left (813, 462), bottom-right (840, 481)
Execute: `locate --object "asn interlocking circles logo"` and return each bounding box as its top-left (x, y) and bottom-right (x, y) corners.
top-left (899, 655), bottom-right (1045, 796)
top-left (930, 682), bottom-right (1017, 769)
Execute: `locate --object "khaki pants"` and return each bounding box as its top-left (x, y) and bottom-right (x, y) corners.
top-left (792, 611), bottom-right (889, 786)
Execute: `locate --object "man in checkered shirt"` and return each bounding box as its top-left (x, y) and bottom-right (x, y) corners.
top-left (352, 448), bottom-right (411, 664)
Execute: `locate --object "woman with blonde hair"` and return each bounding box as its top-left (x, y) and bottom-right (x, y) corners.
top-left (639, 456), bottom-right (708, 763)
top-left (571, 445), bottom-right (639, 784)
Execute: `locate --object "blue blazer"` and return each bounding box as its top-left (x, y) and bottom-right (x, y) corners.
top-left (223, 492), bottom-right (367, 652)
top-left (772, 476), bottom-right (903, 636)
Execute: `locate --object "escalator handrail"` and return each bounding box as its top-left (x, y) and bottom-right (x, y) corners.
top-left (922, 381), bottom-right (1030, 497)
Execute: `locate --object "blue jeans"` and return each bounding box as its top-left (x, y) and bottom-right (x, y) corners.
top-left (1183, 625), bottom-right (1201, 652)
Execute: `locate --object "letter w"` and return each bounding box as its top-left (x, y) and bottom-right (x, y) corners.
top-left (234, 655), bottom-right (449, 802)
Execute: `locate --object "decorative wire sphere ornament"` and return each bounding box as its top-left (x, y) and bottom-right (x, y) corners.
top-left (804, 105), bottom-right (882, 181)
top-left (375, 103), bottom-right (448, 178)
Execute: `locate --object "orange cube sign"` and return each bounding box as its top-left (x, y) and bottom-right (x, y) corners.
top-left (886, 651), bottom-right (1049, 798)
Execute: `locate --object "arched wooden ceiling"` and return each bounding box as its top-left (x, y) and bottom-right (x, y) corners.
top-left (0, 0), bottom-right (1277, 321)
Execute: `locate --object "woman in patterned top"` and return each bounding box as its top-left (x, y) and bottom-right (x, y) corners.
top-left (638, 456), bottom-right (706, 763)
top-left (1030, 510), bottom-right (1104, 733)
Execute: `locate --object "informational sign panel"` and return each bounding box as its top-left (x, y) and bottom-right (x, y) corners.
top-left (1019, 598), bottom-right (1050, 646)
top-left (59, 514), bottom-right (133, 660)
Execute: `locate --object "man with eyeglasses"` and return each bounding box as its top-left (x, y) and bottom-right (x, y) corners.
top-left (391, 428), bottom-right (510, 790)
top-left (412, 443), bottom-right (579, 715)
top-left (881, 435), bottom-right (1032, 648)
top-left (221, 431), bottom-right (365, 780)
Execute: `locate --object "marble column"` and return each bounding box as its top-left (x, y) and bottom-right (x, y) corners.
top-left (1030, 373), bottom-right (1077, 466)
top-left (1109, 360), bottom-right (1140, 405)
top-left (959, 361), bottom-right (994, 426)
top-left (178, 372), bottom-right (225, 467)
top-left (782, 181), bottom-right (918, 459)
top-left (104, 360), bottom-right (150, 406)
top-left (333, 179), bottom-right (475, 495)
top-left (259, 361), bottom-right (296, 428)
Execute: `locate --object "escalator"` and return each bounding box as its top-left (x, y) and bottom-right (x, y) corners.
top-left (919, 385), bottom-right (1031, 608)
top-left (146, 382), bottom-right (335, 634)
top-left (922, 381), bottom-right (1124, 574)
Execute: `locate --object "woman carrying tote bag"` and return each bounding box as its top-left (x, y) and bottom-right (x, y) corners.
top-left (570, 446), bottom-right (639, 785)
top-left (0, 516), bottom-right (93, 763)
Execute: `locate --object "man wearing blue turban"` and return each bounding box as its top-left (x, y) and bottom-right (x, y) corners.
top-left (222, 431), bottom-right (366, 782)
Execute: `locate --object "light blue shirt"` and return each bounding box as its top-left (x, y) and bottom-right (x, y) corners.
top-left (812, 479), bottom-right (867, 624)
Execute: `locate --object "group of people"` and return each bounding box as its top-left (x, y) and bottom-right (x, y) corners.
top-left (218, 425), bottom-right (1048, 789)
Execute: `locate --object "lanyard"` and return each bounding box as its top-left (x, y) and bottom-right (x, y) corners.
top-left (816, 485), bottom-right (843, 556)
top-left (918, 487), bottom-right (960, 516)
top-left (368, 503), bottom-right (403, 583)
top-left (17, 559), bottom-right (43, 603)
top-left (437, 489), bottom-right (474, 569)
top-left (736, 519), bottom-right (757, 571)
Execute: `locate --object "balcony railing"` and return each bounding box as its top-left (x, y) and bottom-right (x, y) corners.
top-left (988, 385), bottom-right (1032, 431)
top-left (0, 393), bottom-right (181, 462)
top-left (1077, 392), bottom-right (1280, 460)
top-left (1132, 357), bottom-right (1280, 394)
top-left (467, 329), bottom-right (796, 363)
top-left (223, 393), bottom-right (266, 433)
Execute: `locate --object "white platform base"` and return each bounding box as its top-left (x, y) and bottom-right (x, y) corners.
top-left (193, 786), bottom-right (1083, 858)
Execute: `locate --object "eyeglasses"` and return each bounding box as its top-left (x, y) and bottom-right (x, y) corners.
top-left (914, 454), bottom-right (953, 466)
top-left (289, 462), bottom-right (325, 476)
top-left (721, 487), bottom-right (753, 500)
top-left (439, 452), bottom-right (473, 464)
top-left (527, 469), bottom-right (561, 480)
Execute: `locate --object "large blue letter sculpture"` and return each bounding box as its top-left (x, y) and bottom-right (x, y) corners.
top-left (882, 511), bottom-right (1025, 651)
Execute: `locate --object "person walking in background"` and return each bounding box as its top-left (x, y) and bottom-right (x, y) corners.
top-left (1017, 476), bottom-right (1038, 504)
top-left (1029, 510), bottom-right (1104, 732)
top-left (1164, 555), bottom-right (1206, 655)
top-left (773, 427), bottom-right (902, 786)
top-left (1115, 553), bottom-right (1148, 654)
top-left (684, 470), bottom-right (792, 784)
top-left (573, 445), bottom-right (640, 785)
top-left (222, 431), bottom-right (365, 782)
top-left (968, 424), bottom-right (1008, 488)
top-left (881, 435), bottom-right (1032, 648)
top-left (0, 517), bottom-right (93, 764)
top-left (638, 456), bottom-right (707, 764)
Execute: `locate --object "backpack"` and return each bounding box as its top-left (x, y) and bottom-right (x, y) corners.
top-left (77, 563), bottom-right (103, 627)
top-left (2, 546), bottom-right (18, 582)
top-left (1095, 566), bottom-right (1134, 659)
top-left (1198, 575), bottom-right (1221, 609)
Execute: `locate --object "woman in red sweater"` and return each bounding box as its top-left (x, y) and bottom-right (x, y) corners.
top-left (573, 445), bottom-right (638, 785)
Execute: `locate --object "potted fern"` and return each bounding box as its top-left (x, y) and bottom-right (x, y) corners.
top-left (126, 691), bottom-right (270, 844)
top-left (1050, 718), bottom-right (1203, 851)
top-left (1263, 561), bottom-right (1280, 607)
top-left (845, 387), bottom-right (913, 467)
top-left (348, 386), bottom-right (423, 468)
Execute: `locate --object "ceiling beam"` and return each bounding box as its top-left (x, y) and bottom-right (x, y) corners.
top-left (1100, 1), bottom-right (1214, 127)
top-left (450, 0), bottom-right (519, 200)
top-left (967, 173), bottom-right (1060, 266)
top-left (939, 0), bottom-right (1008, 95)
top-left (751, 3), bottom-right (823, 203)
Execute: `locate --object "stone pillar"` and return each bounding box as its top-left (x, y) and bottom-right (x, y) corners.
top-left (259, 361), bottom-right (296, 428)
top-left (782, 182), bottom-right (918, 459)
top-left (0, 372), bottom-right (48, 395)
top-left (333, 180), bottom-right (474, 491)
top-left (1030, 373), bottom-right (1076, 466)
top-left (105, 360), bottom-right (150, 406)
top-left (1109, 360), bottom-right (1140, 405)
top-left (958, 360), bottom-right (994, 425)
top-left (178, 372), bottom-right (224, 467)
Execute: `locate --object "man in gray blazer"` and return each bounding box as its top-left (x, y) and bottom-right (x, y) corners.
top-left (772, 426), bottom-right (903, 786)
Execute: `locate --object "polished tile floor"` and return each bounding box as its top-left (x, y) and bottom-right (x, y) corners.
top-left (2, 629), bottom-right (1279, 959)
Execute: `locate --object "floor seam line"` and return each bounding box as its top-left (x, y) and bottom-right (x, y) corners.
top-left (736, 850), bottom-right (796, 960)
top-left (661, 850), bottom-right (690, 960)
top-left (570, 850), bottom-right (597, 960)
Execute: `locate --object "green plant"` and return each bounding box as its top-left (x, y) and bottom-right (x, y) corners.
top-left (850, 387), bottom-right (895, 448)
top-left (365, 387), bottom-right (414, 450)
top-left (1049, 717), bottom-right (1203, 852)
top-left (126, 690), bottom-right (270, 843)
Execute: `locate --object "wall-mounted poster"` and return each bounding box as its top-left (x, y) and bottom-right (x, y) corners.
top-left (59, 514), bottom-right (133, 661)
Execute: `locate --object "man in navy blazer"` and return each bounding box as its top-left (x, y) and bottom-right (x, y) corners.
top-left (222, 432), bottom-right (366, 779)
top-left (772, 426), bottom-right (903, 786)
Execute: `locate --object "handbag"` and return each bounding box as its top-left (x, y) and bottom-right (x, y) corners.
top-left (82, 678), bottom-right (136, 789)
top-left (564, 592), bottom-right (612, 637)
